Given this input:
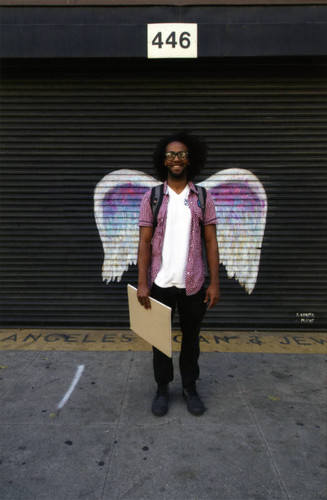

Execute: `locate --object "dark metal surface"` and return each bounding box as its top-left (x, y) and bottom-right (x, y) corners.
top-left (1, 1), bottom-right (327, 5)
top-left (0, 57), bottom-right (326, 329)
top-left (0, 5), bottom-right (327, 57)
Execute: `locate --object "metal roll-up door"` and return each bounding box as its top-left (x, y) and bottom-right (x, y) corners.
top-left (0, 58), bottom-right (326, 330)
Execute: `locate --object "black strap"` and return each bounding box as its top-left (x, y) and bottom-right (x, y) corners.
top-left (150, 183), bottom-right (206, 227)
top-left (195, 185), bottom-right (207, 219)
top-left (150, 184), bottom-right (164, 228)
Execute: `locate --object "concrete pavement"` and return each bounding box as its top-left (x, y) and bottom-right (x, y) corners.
top-left (0, 340), bottom-right (326, 499)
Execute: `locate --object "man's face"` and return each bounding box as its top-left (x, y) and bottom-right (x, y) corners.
top-left (164, 141), bottom-right (189, 179)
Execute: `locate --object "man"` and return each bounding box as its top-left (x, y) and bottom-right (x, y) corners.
top-left (137, 130), bottom-right (220, 417)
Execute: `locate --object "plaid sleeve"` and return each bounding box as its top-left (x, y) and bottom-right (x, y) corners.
top-left (139, 189), bottom-right (153, 227)
top-left (204, 190), bottom-right (217, 225)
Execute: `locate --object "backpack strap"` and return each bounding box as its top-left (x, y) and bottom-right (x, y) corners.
top-left (150, 183), bottom-right (206, 228)
top-left (195, 185), bottom-right (209, 275)
top-left (150, 184), bottom-right (164, 228)
top-left (195, 185), bottom-right (207, 220)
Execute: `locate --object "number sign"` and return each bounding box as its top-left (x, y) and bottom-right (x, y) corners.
top-left (147, 24), bottom-right (198, 59)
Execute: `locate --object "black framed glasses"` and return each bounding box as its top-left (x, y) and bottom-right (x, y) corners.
top-left (165, 151), bottom-right (189, 161)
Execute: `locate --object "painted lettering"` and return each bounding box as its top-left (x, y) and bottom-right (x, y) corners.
top-left (280, 336), bottom-right (290, 345)
top-left (249, 336), bottom-right (262, 346)
top-left (310, 337), bottom-right (327, 345)
top-left (82, 335), bottom-right (96, 343)
top-left (214, 335), bottom-right (238, 344)
top-left (292, 336), bottom-right (311, 346)
top-left (23, 334), bottom-right (42, 342)
top-left (121, 334), bottom-right (132, 343)
top-left (63, 334), bottom-right (79, 343)
top-left (44, 334), bottom-right (66, 342)
top-left (199, 335), bottom-right (209, 344)
top-left (102, 334), bottom-right (115, 343)
top-left (296, 312), bottom-right (315, 324)
top-left (173, 334), bottom-right (182, 343)
top-left (1, 334), bottom-right (18, 342)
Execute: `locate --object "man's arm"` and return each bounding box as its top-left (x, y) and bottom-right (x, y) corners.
top-left (203, 224), bottom-right (220, 309)
top-left (137, 226), bottom-right (153, 309)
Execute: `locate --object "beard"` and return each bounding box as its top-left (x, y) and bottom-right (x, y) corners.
top-left (168, 163), bottom-right (188, 179)
top-left (169, 169), bottom-right (186, 179)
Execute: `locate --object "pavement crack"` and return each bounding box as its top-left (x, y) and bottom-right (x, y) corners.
top-left (100, 352), bottom-right (134, 500)
top-left (119, 474), bottom-right (152, 499)
top-left (237, 380), bottom-right (290, 500)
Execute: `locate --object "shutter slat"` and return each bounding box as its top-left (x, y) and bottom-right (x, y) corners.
top-left (0, 58), bottom-right (326, 329)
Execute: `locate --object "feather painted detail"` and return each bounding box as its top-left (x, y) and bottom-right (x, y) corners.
top-left (94, 167), bottom-right (267, 294)
top-left (199, 168), bottom-right (267, 294)
top-left (94, 169), bottom-right (160, 283)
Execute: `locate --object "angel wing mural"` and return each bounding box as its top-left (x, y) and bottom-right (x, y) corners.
top-left (94, 168), bottom-right (267, 294)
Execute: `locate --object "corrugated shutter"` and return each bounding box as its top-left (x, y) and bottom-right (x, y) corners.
top-left (0, 58), bottom-right (326, 329)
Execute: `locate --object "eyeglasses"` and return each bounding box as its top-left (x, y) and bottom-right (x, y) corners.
top-left (165, 151), bottom-right (189, 161)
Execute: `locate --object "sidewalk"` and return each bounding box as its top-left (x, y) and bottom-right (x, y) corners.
top-left (0, 346), bottom-right (326, 499)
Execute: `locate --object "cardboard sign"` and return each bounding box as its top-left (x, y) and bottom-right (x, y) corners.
top-left (128, 284), bottom-right (172, 357)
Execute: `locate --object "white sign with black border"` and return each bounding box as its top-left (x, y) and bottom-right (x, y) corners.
top-left (147, 23), bottom-right (198, 59)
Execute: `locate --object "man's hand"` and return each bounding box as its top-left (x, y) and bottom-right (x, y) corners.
top-left (137, 284), bottom-right (151, 309)
top-left (204, 283), bottom-right (220, 310)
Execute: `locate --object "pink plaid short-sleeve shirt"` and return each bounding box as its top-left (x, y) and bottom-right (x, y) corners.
top-left (139, 181), bottom-right (217, 295)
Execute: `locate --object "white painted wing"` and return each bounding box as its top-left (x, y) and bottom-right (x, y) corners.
top-left (199, 168), bottom-right (267, 294)
top-left (94, 169), bottom-right (160, 283)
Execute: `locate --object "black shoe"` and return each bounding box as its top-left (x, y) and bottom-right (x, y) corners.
top-left (152, 384), bottom-right (169, 416)
top-left (182, 386), bottom-right (205, 416)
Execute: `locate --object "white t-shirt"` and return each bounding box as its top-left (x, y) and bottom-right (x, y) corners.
top-left (155, 185), bottom-right (191, 288)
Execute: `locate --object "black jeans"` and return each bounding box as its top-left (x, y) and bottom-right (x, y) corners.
top-left (151, 283), bottom-right (207, 388)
